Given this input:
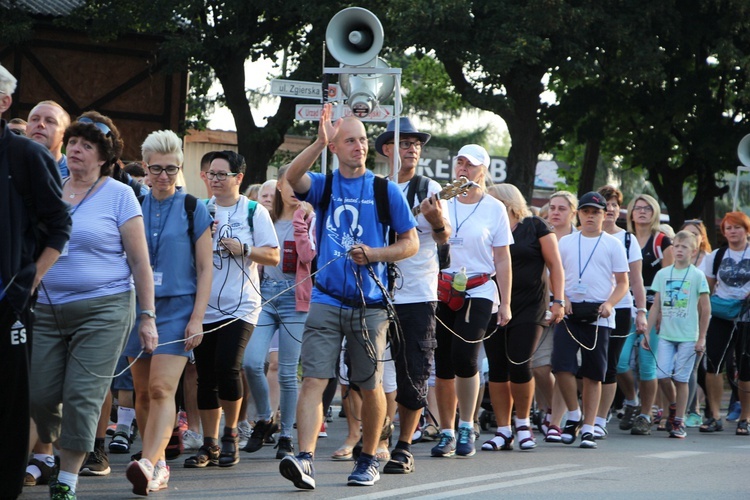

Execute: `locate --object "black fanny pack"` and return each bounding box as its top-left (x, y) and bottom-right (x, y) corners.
top-left (567, 301), bottom-right (603, 324)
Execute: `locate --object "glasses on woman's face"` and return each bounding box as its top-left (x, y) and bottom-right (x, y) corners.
top-left (206, 171), bottom-right (238, 181)
top-left (148, 164), bottom-right (180, 176)
top-left (632, 205), bottom-right (653, 213)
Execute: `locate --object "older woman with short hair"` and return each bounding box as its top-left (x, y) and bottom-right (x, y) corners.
top-left (30, 111), bottom-right (155, 499)
top-left (124, 130), bottom-right (213, 494)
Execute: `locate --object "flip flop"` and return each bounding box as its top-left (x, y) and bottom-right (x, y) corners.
top-left (331, 446), bottom-right (354, 461)
top-left (376, 447), bottom-right (391, 462)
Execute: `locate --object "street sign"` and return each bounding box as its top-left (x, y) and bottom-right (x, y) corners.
top-left (295, 104), bottom-right (394, 122)
top-left (270, 79), bottom-right (340, 100)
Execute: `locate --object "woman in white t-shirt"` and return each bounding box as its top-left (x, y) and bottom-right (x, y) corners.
top-left (699, 211), bottom-right (750, 434)
top-left (184, 151), bottom-right (279, 469)
top-left (431, 145), bottom-right (513, 458)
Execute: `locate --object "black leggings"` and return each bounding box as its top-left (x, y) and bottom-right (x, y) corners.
top-left (484, 320), bottom-right (541, 384)
top-left (705, 317), bottom-right (750, 381)
top-left (435, 298), bottom-right (493, 379)
top-left (195, 319), bottom-right (254, 409)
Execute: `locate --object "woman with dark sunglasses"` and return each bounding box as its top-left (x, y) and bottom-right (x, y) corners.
top-left (29, 111), bottom-right (155, 499)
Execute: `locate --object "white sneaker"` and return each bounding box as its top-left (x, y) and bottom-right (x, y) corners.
top-left (238, 420), bottom-right (253, 449)
top-left (126, 458), bottom-right (154, 496)
top-left (148, 463), bottom-right (170, 491)
top-left (182, 429), bottom-right (204, 450)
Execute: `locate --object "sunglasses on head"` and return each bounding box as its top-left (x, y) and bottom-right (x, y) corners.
top-left (78, 116), bottom-right (112, 138)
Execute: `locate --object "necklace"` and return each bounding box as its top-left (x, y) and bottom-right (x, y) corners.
top-left (66, 179), bottom-right (98, 199)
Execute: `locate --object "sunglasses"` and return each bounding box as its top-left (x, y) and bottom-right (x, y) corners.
top-left (684, 219), bottom-right (703, 225)
top-left (78, 116), bottom-right (112, 138)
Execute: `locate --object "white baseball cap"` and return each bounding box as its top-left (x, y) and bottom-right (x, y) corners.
top-left (456, 144), bottom-right (490, 166)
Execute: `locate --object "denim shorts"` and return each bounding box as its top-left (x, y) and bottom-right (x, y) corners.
top-left (656, 338), bottom-right (696, 383)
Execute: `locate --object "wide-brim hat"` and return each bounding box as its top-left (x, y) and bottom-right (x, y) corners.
top-left (375, 117), bottom-right (431, 156)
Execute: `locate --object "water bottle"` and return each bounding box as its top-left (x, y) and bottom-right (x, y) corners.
top-left (453, 266), bottom-right (468, 292)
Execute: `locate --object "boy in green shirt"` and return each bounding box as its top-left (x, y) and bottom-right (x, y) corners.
top-left (643, 230), bottom-right (710, 438)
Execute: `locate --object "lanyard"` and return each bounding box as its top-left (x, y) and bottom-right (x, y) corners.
top-left (452, 195), bottom-right (484, 237)
top-left (64, 176), bottom-right (102, 217)
top-left (668, 264), bottom-right (691, 299)
top-left (147, 193), bottom-right (175, 269)
top-left (578, 232), bottom-right (603, 283)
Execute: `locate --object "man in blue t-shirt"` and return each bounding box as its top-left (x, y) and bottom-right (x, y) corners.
top-left (279, 104), bottom-right (418, 490)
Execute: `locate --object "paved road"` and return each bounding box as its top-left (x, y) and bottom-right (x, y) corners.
top-left (19, 414), bottom-right (747, 499)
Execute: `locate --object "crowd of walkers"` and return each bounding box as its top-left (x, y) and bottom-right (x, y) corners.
top-left (2, 64), bottom-right (749, 499)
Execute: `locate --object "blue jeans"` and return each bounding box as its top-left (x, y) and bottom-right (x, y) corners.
top-left (243, 280), bottom-right (305, 436)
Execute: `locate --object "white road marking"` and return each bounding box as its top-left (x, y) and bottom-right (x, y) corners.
top-left (345, 463), bottom-right (592, 500)
top-left (408, 466), bottom-right (622, 499)
top-left (637, 451), bottom-right (708, 459)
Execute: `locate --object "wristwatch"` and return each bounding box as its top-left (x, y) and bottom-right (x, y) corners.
top-left (552, 299), bottom-right (566, 307)
top-left (636, 307), bottom-right (648, 314)
top-left (243, 243), bottom-right (252, 257)
top-left (433, 225), bottom-right (446, 233)
top-left (140, 309), bottom-right (156, 319)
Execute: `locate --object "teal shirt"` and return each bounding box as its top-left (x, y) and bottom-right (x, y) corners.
top-left (650, 264), bottom-right (709, 342)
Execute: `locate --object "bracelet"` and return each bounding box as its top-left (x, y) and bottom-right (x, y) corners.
top-left (636, 307), bottom-right (647, 314)
top-left (433, 226), bottom-right (445, 233)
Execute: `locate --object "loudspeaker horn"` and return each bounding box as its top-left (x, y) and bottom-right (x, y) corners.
top-left (340, 57), bottom-right (395, 118)
top-left (326, 7), bottom-right (384, 67)
top-left (739, 134), bottom-right (750, 167)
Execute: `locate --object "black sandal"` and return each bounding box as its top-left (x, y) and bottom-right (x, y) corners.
top-left (699, 417), bottom-right (723, 433)
top-left (218, 435), bottom-right (239, 467)
top-left (737, 419), bottom-right (749, 436)
top-left (184, 444), bottom-right (219, 468)
top-left (481, 432), bottom-right (514, 451)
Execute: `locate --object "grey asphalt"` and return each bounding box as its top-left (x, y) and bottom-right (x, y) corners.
top-left (19, 409), bottom-right (748, 499)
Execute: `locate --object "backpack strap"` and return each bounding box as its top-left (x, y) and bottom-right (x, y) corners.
top-left (416, 175), bottom-right (430, 203)
top-left (185, 194), bottom-right (198, 242)
top-left (652, 232), bottom-right (665, 263)
top-left (373, 175), bottom-right (390, 227)
top-left (624, 232), bottom-right (631, 255)
top-left (405, 175), bottom-right (422, 207)
top-left (713, 245), bottom-right (729, 278)
top-left (247, 199), bottom-right (257, 234)
top-left (315, 173), bottom-right (334, 247)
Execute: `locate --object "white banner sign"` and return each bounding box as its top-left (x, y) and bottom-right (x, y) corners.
top-left (295, 105), bottom-right (394, 122)
top-left (270, 79), bottom-right (340, 100)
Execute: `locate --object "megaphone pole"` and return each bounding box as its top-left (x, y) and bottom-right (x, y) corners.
top-left (321, 42), bottom-right (328, 175)
top-left (392, 75), bottom-right (401, 180)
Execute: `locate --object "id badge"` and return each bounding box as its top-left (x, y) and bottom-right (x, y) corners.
top-left (60, 242), bottom-right (69, 257)
top-left (449, 237), bottom-right (464, 248)
top-left (153, 271), bottom-right (164, 286)
top-left (570, 282), bottom-right (588, 294)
